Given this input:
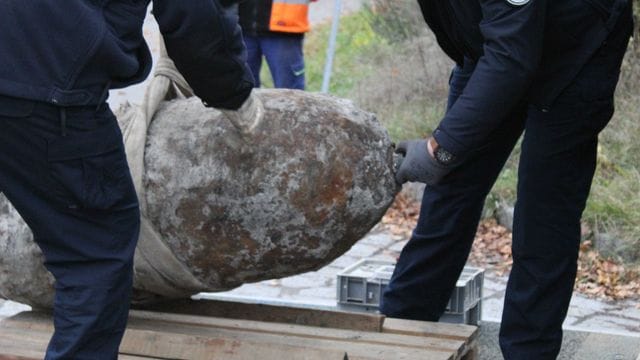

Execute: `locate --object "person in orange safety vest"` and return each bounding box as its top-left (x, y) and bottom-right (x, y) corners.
top-left (239, 0), bottom-right (317, 90)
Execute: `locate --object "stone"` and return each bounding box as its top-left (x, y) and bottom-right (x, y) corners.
top-left (594, 232), bottom-right (625, 259)
top-left (495, 201), bottom-right (514, 231)
top-left (0, 90), bottom-right (399, 307)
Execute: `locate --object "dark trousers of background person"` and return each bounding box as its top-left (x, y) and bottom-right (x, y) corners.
top-left (244, 33), bottom-right (306, 90)
top-left (380, 8), bottom-right (632, 360)
top-left (0, 96), bottom-right (140, 359)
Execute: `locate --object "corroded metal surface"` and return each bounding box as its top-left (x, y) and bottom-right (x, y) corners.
top-left (0, 89), bottom-right (398, 307)
top-left (144, 90), bottom-right (398, 289)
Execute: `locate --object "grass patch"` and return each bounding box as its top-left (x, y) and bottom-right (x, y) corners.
top-left (259, 10), bottom-right (386, 97)
top-left (584, 53), bottom-right (640, 262)
top-left (304, 10), bottom-right (385, 97)
top-left (301, 2), bottom-right (640, 265)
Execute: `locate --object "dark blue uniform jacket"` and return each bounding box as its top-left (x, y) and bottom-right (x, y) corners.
top-left (0, 0), bottom-right (253, 109)
top-left (418, 0), bottom-right (630, 156)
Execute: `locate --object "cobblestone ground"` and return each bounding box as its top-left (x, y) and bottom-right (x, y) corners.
top-left (205, 225), bottom-right (640, 340)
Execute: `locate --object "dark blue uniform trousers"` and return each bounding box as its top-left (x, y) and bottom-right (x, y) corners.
top-left (244, 34), bottom-right (306, 90)
top-left (381, 9), bottom-right (632, 360)
top-left (0, 97), bottom-right (140, 359)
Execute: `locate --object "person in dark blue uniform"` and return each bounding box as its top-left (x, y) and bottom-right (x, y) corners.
top-left (381, 0), bottom-right (633, 358)
top-left (0, 1), bottom-right (253, 359)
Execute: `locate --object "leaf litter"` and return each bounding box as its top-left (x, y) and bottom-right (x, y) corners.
top-left (381, 193), bottom-right (640, 301)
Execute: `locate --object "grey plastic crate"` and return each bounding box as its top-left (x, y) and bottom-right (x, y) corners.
top-left (446, 266), bottom-right (484, 313)
top-left (440, 301), bottom-right (481, 326)
top-left (337, 259), bottom-right (484, 325)
top-left (336, 259), bottom-right (394, 308)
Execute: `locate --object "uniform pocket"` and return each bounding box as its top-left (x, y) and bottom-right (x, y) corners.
top-left (47, 118), bottom-right (136, 211)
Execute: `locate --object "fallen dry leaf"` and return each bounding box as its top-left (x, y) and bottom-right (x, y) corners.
top-left (381, 196), bottom-right (640, 302)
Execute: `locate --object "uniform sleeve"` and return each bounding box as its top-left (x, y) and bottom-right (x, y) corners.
top-left (153, 0), bottom-right (254, 110)
top-left (433, 0), bottom-right (547, 156)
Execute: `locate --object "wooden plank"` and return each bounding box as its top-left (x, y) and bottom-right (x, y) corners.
top-left (128, 310), bottom-right (465, 353)
top-left (0, 324), bottom-right (51, 348)
top-left (383, 317), bottom-right (478, 341)
top-left (0, 310), bottom-right (477, 360)
top-left (1, 312), bottom-right (456, 360)
top-left (137, 301), bottom-right (478, 360)
top-left (460, 340), bottom-right (478, 360)
top-left (136, 298), bottom-right (385, 332)
top-left (0, 326), bottom-right (166, 360)
top-left (0, 316), bottom-right (421, 360)
top-left (120, 327), bottom-right (354, 360)
top-left (121, 322), bottom-right (448, 360)
top-left (0, 327), bottom-right (164, 360)
top-left (3, 310), bottom-right (465, 355)
top-left (0, 312), bottom-right (51, 333)
top-left (0, 324), bottom-right (175, 360)
top-left (382, 318), bottom-right (478, 360)
top-left (0, 329), bottom-right (49, 360)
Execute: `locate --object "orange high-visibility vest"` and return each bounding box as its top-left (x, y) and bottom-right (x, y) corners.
top-left (269, 0), bottom-right (311, 33)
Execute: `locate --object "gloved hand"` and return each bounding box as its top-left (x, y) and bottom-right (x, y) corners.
top-left (219, 91), bottom-right (264, 136)
top-left (394, 139), bottom-right (454, 186)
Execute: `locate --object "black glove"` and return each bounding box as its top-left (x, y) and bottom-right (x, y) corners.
top-left (394, 139), bottom-right (453, 185)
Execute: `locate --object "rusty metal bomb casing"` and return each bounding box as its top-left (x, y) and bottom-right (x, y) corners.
top-left (0, 89), bottom-right (398, 308)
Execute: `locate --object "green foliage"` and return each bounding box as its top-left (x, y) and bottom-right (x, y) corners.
top-left (361, 0), bottom-right (427, 43)
top-left (584, 58), bottom-right (640, 262)
top-left (257, 11), bottom-right (381, 95)
top-left (302, 4), bottom-right (446, 140)
top-left (303, 11), bottom-right (383, 96)
top-left (302, 1), bottom-right (640, 264)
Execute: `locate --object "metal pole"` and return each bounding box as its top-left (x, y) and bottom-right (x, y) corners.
top-left (321, 0), bottom-right (342, 93)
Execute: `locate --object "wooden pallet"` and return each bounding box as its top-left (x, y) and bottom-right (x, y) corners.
top-left (0, 300), bottom-right (477, 360)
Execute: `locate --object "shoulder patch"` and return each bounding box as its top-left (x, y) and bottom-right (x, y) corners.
top-left (506, 0), bottom-right (530, 5)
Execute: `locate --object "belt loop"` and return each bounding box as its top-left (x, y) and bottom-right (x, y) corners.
top-left (96, 81), bottom-right (112, 112)
top-left (59, 107), bottom-right (67, 137)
